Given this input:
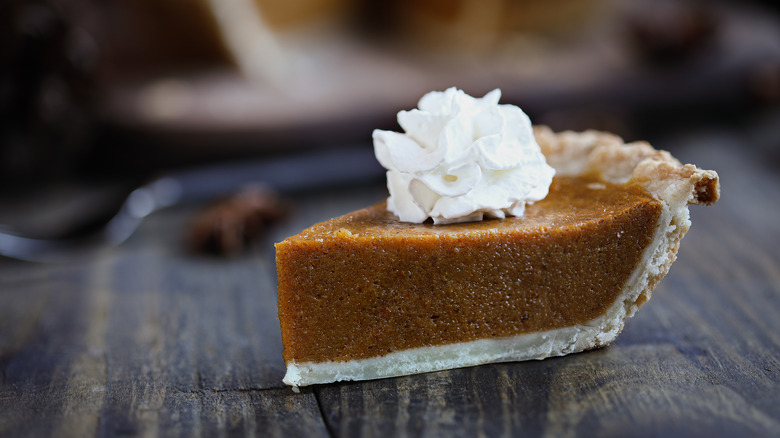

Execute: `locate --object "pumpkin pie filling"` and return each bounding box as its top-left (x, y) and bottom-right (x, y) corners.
top-left (276, 176), bottom-right (662, 364)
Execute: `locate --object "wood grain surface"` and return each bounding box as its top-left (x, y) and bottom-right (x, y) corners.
top-left (1, 130), bottom-right (779, 437)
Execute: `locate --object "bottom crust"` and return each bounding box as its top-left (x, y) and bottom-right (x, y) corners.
top-left (284, 316), bottom-right (616, 388)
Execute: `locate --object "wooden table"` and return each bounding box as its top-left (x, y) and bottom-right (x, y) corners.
top-left (1, 128), bottom-right (779, 437)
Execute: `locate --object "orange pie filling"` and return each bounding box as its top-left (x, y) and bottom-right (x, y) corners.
top-left (276, 176), bottom-right (662, 365)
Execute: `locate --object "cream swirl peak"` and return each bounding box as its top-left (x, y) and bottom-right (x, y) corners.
top-left (372, 87), bottom-right (555, 224)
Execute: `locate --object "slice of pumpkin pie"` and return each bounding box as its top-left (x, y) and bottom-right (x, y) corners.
top-left (275, 88), bottom-right (719, 388)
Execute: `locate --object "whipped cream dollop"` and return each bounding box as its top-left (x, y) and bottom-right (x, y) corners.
top-left (372, 87), bottom-right (555, 224)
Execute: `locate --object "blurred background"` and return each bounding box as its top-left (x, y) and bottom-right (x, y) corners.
top-left (0, 0), bottom-right (779, 250)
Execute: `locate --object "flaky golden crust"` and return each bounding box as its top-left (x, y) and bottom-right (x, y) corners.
top-left (534, 125), bottom-right (720, 206)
